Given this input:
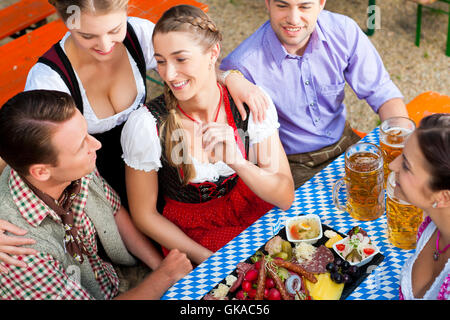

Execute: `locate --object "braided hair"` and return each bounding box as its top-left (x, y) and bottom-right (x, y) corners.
top-left (153, 5), bottom-right (222, 185)
top-left (416, 113), bottom-right (450, 191)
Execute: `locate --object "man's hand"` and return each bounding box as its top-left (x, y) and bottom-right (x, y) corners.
top-left (156, 249), bottom-right (192, 286)
top-left (225, 72), bottom-right (269, 122)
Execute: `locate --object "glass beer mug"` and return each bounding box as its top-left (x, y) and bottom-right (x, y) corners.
top-left (333, 143), bottom-right (385, 221)
top-left (380, 117), bottom-right (415, 186)
top-left (386, 172), bottom-right (424, 249)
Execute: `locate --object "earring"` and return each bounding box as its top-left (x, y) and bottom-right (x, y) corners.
top-left (432, 201), bottom-right (438, 208)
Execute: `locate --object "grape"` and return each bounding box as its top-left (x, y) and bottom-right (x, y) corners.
top-left (341, 261), bottom-right (350, 271)
top-left (342, 273), bottom-right (352, 284)
top-left (335, 259), bottom-right (343, 268)
top-left (331, 272), bottom-right (343, 284)
top-left (326, 262), bottom-right (335, 272)
top-left (347, 266), bottom-right (360, 277)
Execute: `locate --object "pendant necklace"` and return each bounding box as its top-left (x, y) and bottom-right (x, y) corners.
top-left (176, 82), bottom-right (222, 124)
top-left (433, 230), bottom-right (450, 261)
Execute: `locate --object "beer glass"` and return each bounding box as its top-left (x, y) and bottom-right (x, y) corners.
top-left (380, 117), bottom-right (415, 186)
top-left (386, 172), bottom-right (424, 249)
top-left (333, 143), bottom-right (385, 221)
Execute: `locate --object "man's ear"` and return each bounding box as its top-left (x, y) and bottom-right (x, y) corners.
top-left (320, 0), bottom-right (327, 10)
top-left (28, 164), bottom-right (51, 182)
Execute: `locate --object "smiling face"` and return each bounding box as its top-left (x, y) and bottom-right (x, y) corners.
top-left (48, 109), bottom-right (101, 183)
top-left (153, 31), bottom-right (219, 102)
top-left (265, 0), bottom-right (326, 55)
top-left (389, 133), bottom-right (438, 210)
top-left (67, 9), bottom-right (128, 62)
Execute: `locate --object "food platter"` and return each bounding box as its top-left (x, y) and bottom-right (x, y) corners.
top-left (202, 216), bottom-right (384, 300)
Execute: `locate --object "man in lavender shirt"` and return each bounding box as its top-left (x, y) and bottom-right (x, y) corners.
top-left (221, 0), bottom-right (408, 188)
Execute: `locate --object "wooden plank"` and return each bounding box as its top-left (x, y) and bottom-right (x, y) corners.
top-left (0, 0), bottom-right (56, 40)
top-left (128, 0), bottom-right (208, 21)
top-left (0, 0), bottom-right (208, 107)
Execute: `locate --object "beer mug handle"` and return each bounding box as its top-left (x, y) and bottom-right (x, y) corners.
top-left (332, 177), bottom-right (347, 212)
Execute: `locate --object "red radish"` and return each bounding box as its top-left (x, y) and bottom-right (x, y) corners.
top-left (248, 288), bottom-right (257, 299)
top-left (242, 280), bottom-right (252, 293)
top-left (267, 288), bottom-right (281, 300)
top-left (254, 260), bottom-right (262, 270)
top-left (265, 277), bottom-right (275, 289)
top-left (244, 269), bottom-right (258, 282)
top-left (263, 288), bottom-right (269, 299)
top-left (236, 290), bottom-right (247, 300)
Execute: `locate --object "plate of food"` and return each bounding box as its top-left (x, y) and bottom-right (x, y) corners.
top-left (203, 216), bottom-right (384, 300)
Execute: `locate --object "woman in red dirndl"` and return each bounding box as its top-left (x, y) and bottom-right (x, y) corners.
top-left (121, 5), bottom-right (294, 265)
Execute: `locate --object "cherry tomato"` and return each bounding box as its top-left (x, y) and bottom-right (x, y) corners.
top-left (336, 244), bottom-right (345, 251)
top-left (363, 248), bottom-right (375, 255)
top-left (244, 269), bottom-right (258, 282)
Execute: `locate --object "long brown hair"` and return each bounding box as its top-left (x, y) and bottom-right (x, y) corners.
top-left (0, 90), bottom-right (77, 176)
top-left (48, 0), bottom-right (128, 21)
top-left (416, 113), bottom-right (450, 191)
top-left (153, 5), bottom-right (222, 184)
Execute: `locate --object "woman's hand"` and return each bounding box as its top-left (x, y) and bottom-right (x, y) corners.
top-left (0, 220), bottom-right (38, 273)
top-left (201, 122), bottom-right (245, 166)
top-left (225, 72), bottom-right (269, 123)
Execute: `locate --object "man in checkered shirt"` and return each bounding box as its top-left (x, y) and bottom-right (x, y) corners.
top-left (0, 90), bottom-right (192, 300)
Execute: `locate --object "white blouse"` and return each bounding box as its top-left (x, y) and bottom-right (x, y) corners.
top-left (24, 17), bottom-right (157, 135)
top-left (399, 218), bottom-right (450, 300)
top-left (121, 88), bottom-right (280, 183)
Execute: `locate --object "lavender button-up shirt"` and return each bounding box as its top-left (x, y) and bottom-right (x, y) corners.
top-left (221, 10), bottom-right (403, 155)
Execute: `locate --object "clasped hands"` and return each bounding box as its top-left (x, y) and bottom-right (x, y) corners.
top-left (198, 122), bottom-right (246, 167)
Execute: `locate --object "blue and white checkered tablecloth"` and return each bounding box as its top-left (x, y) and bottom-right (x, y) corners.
top-left (161, 128), bottom-right (414, 300)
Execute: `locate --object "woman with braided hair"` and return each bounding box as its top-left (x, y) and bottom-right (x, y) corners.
top-left (0, 0), bottom-right (272, 272)
top-left (121, 5), bottom-right (295, 264)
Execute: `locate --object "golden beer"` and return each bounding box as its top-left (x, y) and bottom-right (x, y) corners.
top-left (346, 152), bottom-right (385, 221)
top-left (386, 172), bottom-right (424, 249)
top-left (380, 117), bottom-right (415, 186)
top-left (333, 143), bottom-right (385, 221)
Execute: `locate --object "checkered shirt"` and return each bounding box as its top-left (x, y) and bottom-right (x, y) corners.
top-left (0, 169), bottom-right (121, 300)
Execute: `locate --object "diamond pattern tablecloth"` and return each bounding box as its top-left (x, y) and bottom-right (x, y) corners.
top-left (161, 128), bottom-right (414, 300)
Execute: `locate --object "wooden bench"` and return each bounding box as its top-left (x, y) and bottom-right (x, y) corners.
top-left (0, 0), bottom-right (208, 107)
top-left (0, 0), bottom-right (56, 40)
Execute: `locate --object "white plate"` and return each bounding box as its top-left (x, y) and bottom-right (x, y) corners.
top-left (332, 237), bottom-right (379, 267)
top-left (285, 214), bottom-right (323, 244)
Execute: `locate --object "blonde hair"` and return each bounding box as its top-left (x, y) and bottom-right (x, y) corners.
top-left (154, 5), bottom-right (222, 185)
top-left (48, 0), bottom-right (128, 21)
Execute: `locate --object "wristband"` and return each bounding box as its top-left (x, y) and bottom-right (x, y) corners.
top-left (221, 69), bottom-right (244, 83)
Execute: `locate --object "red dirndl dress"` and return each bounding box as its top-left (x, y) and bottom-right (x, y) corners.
top-left (163, 178), bottom-right (274, 253)
top-left (146, 85), bottom-right (274, 254)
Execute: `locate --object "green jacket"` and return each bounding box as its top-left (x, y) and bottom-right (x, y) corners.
top-left (0, 167), bottom-right (136, 299)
